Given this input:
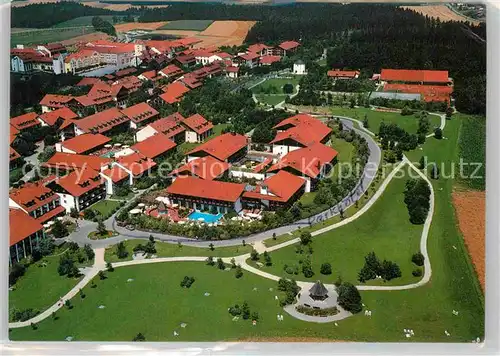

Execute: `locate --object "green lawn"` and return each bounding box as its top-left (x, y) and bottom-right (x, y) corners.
top-left (159, 20), bottom-right (214, 31)
top-left (262, 233), bottom-right (296, 248)
top-left (255, 94), bottom-right (287, 106)
top-left (89, 200), bottom-right (122, 217)
top-left (264, 165), bottom-right (423, 286)
top-left (329, 107), bottom-right (441, 135)
top-left (51, 16), bottom-right (121, 28)
top-left (105, 239), bottom-right (252, 263)
top-left (11, 27), bottom-right (96, 46)
top-left (9, 250), bottom-right (83, 317)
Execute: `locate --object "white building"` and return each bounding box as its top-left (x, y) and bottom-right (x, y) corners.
top-left (293, 60), bottom-right (307, 75)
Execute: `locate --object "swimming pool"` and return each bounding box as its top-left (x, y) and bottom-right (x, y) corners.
top-left (187, 211), bottom-right (223, 223)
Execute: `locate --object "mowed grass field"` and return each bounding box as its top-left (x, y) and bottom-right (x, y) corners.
top-left (9, 250), bottom-right (83, 315)
top-left (265, 165), bottom-right (423, 286)
top-left (329, 107), bottom-right (441, 135)
top-left (255, 94), bottom-right (287, 106)
top-left (159, 20), bottom-right (214, 31)
top-left (252, 77), bottom-right (300, 94)
top-left (11, 27), bottom-right (96, 46)
top-left (105, 239), bottom-right (252, 263)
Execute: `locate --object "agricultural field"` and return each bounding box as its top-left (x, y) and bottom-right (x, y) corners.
top-left (114, 21), bottom-right (168, 32)
top-left (159, 20), bottom-right (214, 32)
top-left (457, 115), bottom-right (486, 190)
top-left (51, 15), bottom-right (121, 28)
top-left (401, 5), bottom-right (480, 25)
top-left (11, 27), bottom-right (96, 46)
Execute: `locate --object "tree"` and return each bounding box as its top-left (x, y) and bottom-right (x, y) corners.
top-left (70, 208), bottom-right (79, 219)
top-left (235, 264), bottom-right (243, 278)
top-left (362, 114), bottom-right (369, 128)
top-left (272, 232), bottom-right (277, 240)
top-left (58, 253), bottom-right (79, 277)
top-left (209, 243), bottom-right (215, 251)
top-left (79, 288), bottom-right (85, 299)
top-left (217, 257), bottom-right (225, 270)
top-left (412, 268), bottom-right (423, 277)
top-left (283, 83), bottom-right (294, 94)
top-left (32, 237), bottom-right (54, 261)
top-left (149, 234), bottom-right (155, 243)
top-left (380, 260), bottom-right (402, 281)
top-left (116, 242), bottom-right (128, 259)
top-left (206, 256), bottom-right (215, 266)
top-left (96, 219), bottom-right (107, 236)
top-left (9, 263), bottom-right (26, 286)
top-left (37, 146), bottom-right (55, 163)
top-left (411, 252), bottom-right (425, 266)
top-left (419, 156), bottom-right (427, 170)
top-left (230, 258), bottom-right (236, 269)
top-left (92, 16), bottom-right (117, 37)
top-left (106, 261), bottom-right (114, 272)
top-left (51, 220), bottom-right (69, 239)
top-left (133, 333), bottom-right (146, 341)
top-left (434, 127), bottom-right (443, 139)
top-left (83, 209), bottom-right (95, 220)
top-left (250, 249), bottom-right (259, 261)
top-left (241, 301), bottom-right (250, 320)
top-left (337, 282), bottom-right (362, 313)
top-left (65, 299), bottom-right (73, 309)
top-left (300, 231), bottom-right (312, 245)
top-left (446, 107), bottom-right (453, 119)
top-left (84, 244), bottom-right (94, 260)
top-left (98, 270), bottom-right (106, 280)
top-left (251, 311), bottom-right (259, 321)
top-left (320, 262), bottom-right (332, 275)
top-left (302, 257), bottom-right (314, 278)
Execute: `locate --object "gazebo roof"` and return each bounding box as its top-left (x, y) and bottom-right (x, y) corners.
top-left (309, 280), bottom-right (328, 297)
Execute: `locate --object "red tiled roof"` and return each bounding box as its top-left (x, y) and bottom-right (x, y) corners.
top-left (248, 43), bottom-right (271, 53)
top-left (9, 208), bottom-right (44, 246)
top-left (121, 102), bottom-right (159, 124)
top-left (259, 55), bottom-right (281, 65)
top-left (117, 153), bottom-right (157, 177)
top-left (182, 114), bottom-right (213, 135)
top-left (35, 205), bottom-right (66, 224)
top-left (213, 52), bottom-right (232, 60)
top-left (10, 112), bottom-right (40, 131)
top-left (38, 107), bottom-right (78, 126)
top-left (10, 147), bottom-right (21, 162)
top-left (170, 156), bottom-right (230, 181)
top-left (148, 113), bottom-right (186, 139)
top-left (268, 143), bottom-right (338, 179)
top-left (44, 152), bottom-right (111, 171)
top-left (77, 77), bottom-right (104, 86)
top-left (380, 69), bottom-right (450, 84)
top-left (64, 49), bottom-right (98, 63)
top-left (40, 94), bottom-right (74, 108)
top-left (253, 157), bottom-right (272, 173)
top-left (139, 70), bottom-right (161, 81)
top-left (101, 165), bottom-right (130, 184)
top-left (160, 82), bottom-right (190, 104)
top-left (113, 76), bottom-right (142, 92)
top-left (243, 170), bottom-right (305, 203)
top-left (159, 64), bottom-right (183, 77)
top-left (279, 41), bottom-right (300, 51)
top-left (175, 54), bottom-right (196, 65)
top-left (60, 133), bottom-right (111, 154)
top-left (226, 66), bottom-right (239, 73)
top-left (187, 133), bottom-right (247, 162)
top-left (172, 37), bottom-right (202, 47)
top-left (179, 74), bottom-right (202, 89)
top-left (166, 176), bottom-right (245, 202)
top-left (271, 114), bottom-right (332, 147)
top-left (327, 69), bottom-right (360, 78)
top-left (131, 133), bottom-right (176, 159)
top-left (74, 107), bottom-right (130, 134)
top-left (10, 182), bottom-right (59, 213)
top-left (115, 67), bottom-right (138, 77)
top-left (55, 167), bottom-right (105, 197)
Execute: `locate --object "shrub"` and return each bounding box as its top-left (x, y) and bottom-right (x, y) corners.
top-left (235, 265), bottom-right (243, 279)
top-left (337, 282), bottom-right (362, 313)
top-left (84, 244), bottom-right (95, 260)
top-left (10, 308), bottom-right (38, 322)
top-left (411, 252), bottom-right (425, 266)
top-left (250, 249), bottom-right (259, 261)
top-left (241, 301), bottom-right (250, 320)
top-left (106, 262), bottom-right (114, 272)
top-left (83, 209), bottom-right (95, 220)
top-left (98, 270), bottom-right (106, 280)
top-left (206, 256), bottom-right (215, 266)
top-left (65, 300), bottom-right (73, 310)
top-left (228, 304), bottom-right (242, 316)
top-left (133, 333), bottom-right (146, 341)
top-left (116, 242), bottom-right (128, 259)
top-left (9, 263), bottom-right (27, 286)
top-left (302, 258), bottom-right (314, 278)
top-left (380, 260), bottom-right (402, 281)
top-left (180, 276), bottom-right (195, 288)
top-left (296, 305), bottom-right (339, 316)
top-left (217, 258), bottom-right (225, 270)
top-left (434, 127), bottom-right (443, 139)
top-left (300, 231), bottom-right (312, 245)
top-left (320, 262), bottom-right (332, 275)
top-left (263, 251), bottom-right (272, 266)
top-left (412, 268), bottom-right (423, 277)
top-left (251, 311), bottom-right (259, 321)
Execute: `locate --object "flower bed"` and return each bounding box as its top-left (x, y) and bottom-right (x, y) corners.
top-left (295, 305), bottom-right (339, 317)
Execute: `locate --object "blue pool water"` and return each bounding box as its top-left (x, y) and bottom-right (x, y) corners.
top-left (187, 211), bottom-right (223, 223)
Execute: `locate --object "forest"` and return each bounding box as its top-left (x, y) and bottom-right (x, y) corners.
top-left (11, 2), bottom-right (122, 28)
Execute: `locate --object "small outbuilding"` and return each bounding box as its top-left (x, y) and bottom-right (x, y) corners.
top-left (309, 280), bottom-right (329, 301)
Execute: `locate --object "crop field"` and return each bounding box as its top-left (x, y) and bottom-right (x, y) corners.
top-left (11, 27), bottom-right (96, 46)
top-left (114, 21), bottom-right (168, 32)
top-left (457, 115), bottom-right (486, 190)
top-left (401, 5), bottom-right (480, 25)
top-left (51, 15), bottom-right (120, 28)
top-left (159, 20), bottom-right (214, 32)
